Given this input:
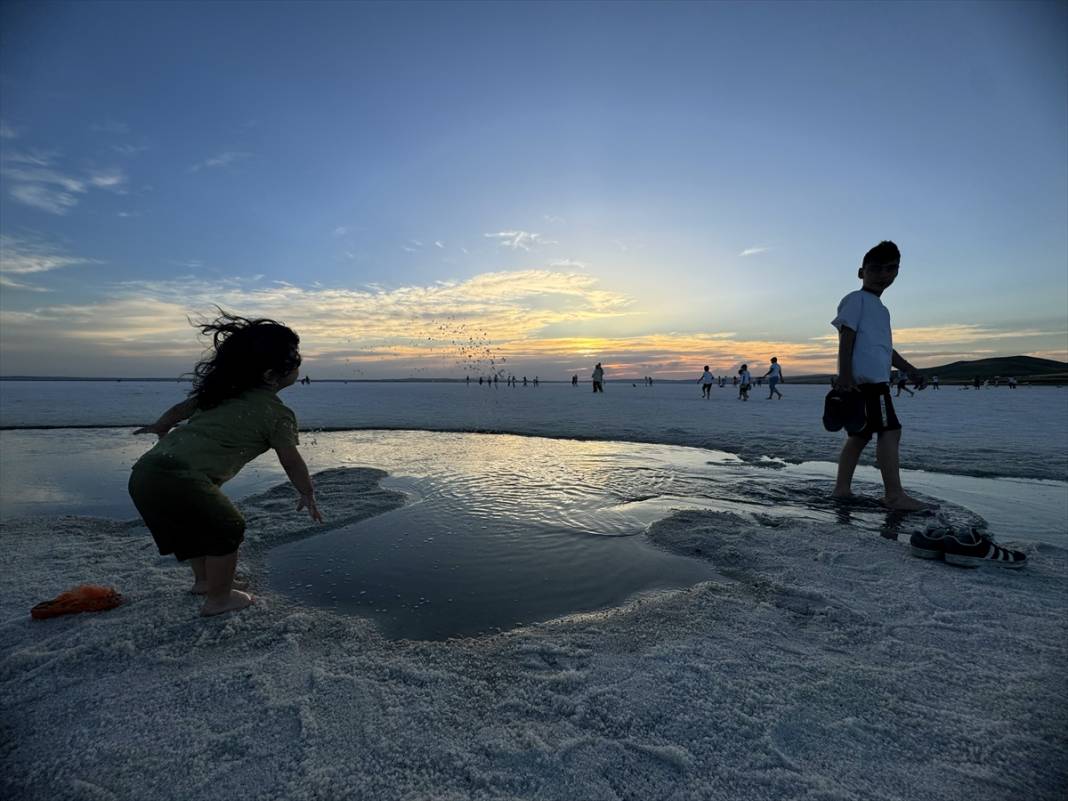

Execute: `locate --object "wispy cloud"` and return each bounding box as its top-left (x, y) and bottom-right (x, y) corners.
top-left (0, 236), bottom-right (98, 290)
top-left (739, 246), bottom-right (770, 257)
top-left (484, 230), bottom-right (556, 251)
top-left (8, 184), bottom-right (80, 214)
top-left (434, 241), bottom-right (445, 249)
top-left (2, 150), bottom-right (127, 214)
top-left (549, 259), bottom-right (587, 270)
top-left (543, 214), bottom-right (565, 224)
top-left (333, 226), bottom-right (349, 236)
top-left (188, 151), bottom-right (252, 172)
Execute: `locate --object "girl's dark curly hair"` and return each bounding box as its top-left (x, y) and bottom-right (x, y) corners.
top-left (187, 309), bottom-right (301, 410)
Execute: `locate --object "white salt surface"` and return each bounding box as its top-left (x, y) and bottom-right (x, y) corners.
top-left (2, 381), bottom-right (1066, 480)
top-left (1, 382), bottom-right (1067, 799)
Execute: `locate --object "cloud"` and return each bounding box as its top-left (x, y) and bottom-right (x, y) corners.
top-left (0, 269), bottom-right (637, 370)
top-left (0, 120), bottom-right (18, 139)
top-left (8, 184), bottom-right (80, 214)
top-left (549, 259), bottom-right (587, 270)
top-left (188, 151), bottom-right (252, 172)
top-left (435, 241), bottom-right (445, 249)
top-left (333, 226), bottom-right (349, 236)
top-left (2, 150), bottom-right (127, 214)
top-left (543, 214), bottom-right (565, 224)
top-left (484, 231), bottom-right (556, 251)
top-left (88, 169), bottom-right (127, 190)
top-left (0, 236), bottom-right (98, 289)
top-left (739, 246), bottom-right (769, 257)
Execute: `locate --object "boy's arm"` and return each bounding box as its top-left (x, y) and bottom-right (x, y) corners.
top-left (275, 445), bottom-right (323, 522)
top-left (836, 327), bottom-right (857, 389)
top-left (892, 350), bottom-right (923, 383)
top-left (133, 397), bottom-right (198, 437)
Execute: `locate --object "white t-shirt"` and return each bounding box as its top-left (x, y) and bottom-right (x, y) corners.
top-left (701, 370), bottom-right (714, 384)
top-left (831, 289), bottom-right (892, 384)
top-left (767, 364), bottom-right (782, 380)
top-left (740, 370), bottom-right (751, 385)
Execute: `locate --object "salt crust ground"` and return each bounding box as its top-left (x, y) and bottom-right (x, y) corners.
top-left (2, 468), bottom-right (1066, 801)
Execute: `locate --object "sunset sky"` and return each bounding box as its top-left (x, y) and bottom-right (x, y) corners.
top-left (1, 0), bottom-right (1065, 379)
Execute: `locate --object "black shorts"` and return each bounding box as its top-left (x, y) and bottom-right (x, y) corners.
top-left (854, 382), bottom-right (901, 437)
top-left (128, 459), bottom-right (246, 561)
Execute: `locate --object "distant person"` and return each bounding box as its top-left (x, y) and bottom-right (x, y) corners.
top-left (572, 374), bottom-right (578, 386)
top-left (534, 376), bottom-right (539, 387)
top-left (698, 365), bottom-right (714, 398)
top-left (830, 240), bottom-right (927, 511)
top-left (479, 376), bottom-right (484, 385)
top-left (130, 312), bottom-right (321, 617)
top-left (592, 362), bottom-right (605, 393)
top-left (493, 374), bottom-right (498, 386)
top-left (762, 357), bottom-right (784, 399)
top-left (465, 375), bottom-right (470, 385)
top-left (738, 364), bottom-right (751, 401)
top-left (522, 376), bottom-right (528, 386)
top-left (973, 375), bottom-right (982, 390)
top-left (931, 375), bottom-right (939, 390)
top-left (1008, 376), bottom-right (1017, 389)
top-left (895, 375), bottom-right (914, 397)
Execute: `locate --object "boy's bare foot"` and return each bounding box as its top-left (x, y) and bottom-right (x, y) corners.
top-left (831, 490), bottom-right (856, 500)
top-left (191, 577), bottom-right (249, 595)
top-left (200, 590), bottom-right (254, 616)
top-left (882, 493), bottom-right (935, 512)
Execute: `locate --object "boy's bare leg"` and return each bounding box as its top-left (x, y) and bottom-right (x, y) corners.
top-left (833, 434), bottom-right (869, 497)
top-left (200, 550), bottom-right (253, 616)
top-left (876, 429), bottom-right (929, 510)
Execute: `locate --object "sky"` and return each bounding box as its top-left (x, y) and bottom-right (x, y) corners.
top-left (1, 0), bottom-right (1066, 379)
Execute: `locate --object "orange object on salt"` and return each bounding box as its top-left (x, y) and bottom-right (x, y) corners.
top-left (31, 585), bottom-right (124, 620)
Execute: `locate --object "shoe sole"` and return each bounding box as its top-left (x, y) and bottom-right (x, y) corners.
top-left (944, 552), bottom-right (1026, 569)
top-left (910, 545), bottom-right (944, 560)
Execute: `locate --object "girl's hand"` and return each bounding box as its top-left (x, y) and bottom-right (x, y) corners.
top-left (297, 492), bottom-right (323, 523)
top-left (133, 423), bottom-right (171, 438)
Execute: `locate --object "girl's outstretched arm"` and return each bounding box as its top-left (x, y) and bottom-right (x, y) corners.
top-left (275, 445), bottom-right (323, 522)
top-left (133, 397), bottom-right (198, 438)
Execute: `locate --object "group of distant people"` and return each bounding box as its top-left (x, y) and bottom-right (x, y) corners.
top-left (696, 358), bottom-right (784, 401)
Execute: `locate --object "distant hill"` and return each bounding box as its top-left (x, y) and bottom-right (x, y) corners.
top-left (790, 355), bottom-right (1068, 385)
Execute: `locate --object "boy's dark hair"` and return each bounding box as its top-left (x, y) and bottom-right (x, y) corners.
top-left (187, 309), bottom-right (301, 410)
top-left (862, 240), bottom-right (900, 267)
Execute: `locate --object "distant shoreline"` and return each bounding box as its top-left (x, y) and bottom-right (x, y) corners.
top-left (1, 376), bottom-right (1064, 386)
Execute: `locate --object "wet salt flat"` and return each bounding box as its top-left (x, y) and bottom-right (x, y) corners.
top-left (2, 384), bottom-right (1066, 800)
top-left (1, 425), bottom-right (1064, 640)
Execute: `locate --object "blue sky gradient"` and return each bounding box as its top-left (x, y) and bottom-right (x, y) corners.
top-left (2, 1), bottom-right (1065, 377)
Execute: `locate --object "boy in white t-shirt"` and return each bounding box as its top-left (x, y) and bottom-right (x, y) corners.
top-left (830, 240), bottom-right (927, 511)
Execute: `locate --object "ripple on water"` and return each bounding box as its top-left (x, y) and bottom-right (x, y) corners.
top-left (265, 432), bottom-right (990, 641)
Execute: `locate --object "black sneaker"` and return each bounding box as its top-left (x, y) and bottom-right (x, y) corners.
top-left (910, 526), bottom-right (950, 560)
top-left (943, 528), bottom-right (1027, 569)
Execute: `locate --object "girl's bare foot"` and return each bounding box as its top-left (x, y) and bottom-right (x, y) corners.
top-left (200, 590), bottom-right (254, 616)
top-left (882, 493), bottom-right (934, 512)
top-left (191, 577), bottom-right (249, 595)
